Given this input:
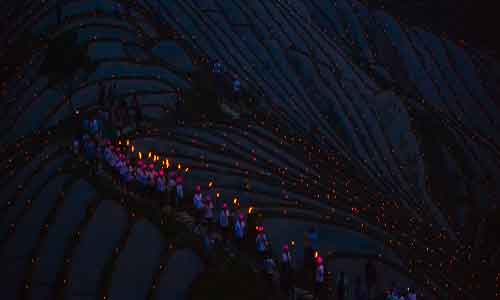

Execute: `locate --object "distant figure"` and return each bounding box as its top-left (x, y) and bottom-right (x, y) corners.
top-left (406, 287), bottom-right (416, 300)
top-left (263, 255), bottom-right (277, 299)
top-left (232, 74), bottom-right (242, 102)
top-left (337, 272), bottom-right (346, 300)
top-left (218, 202), bottom-right (231, 245)
top-left (203, 195), bottom-right (214, 225)
top-left (167, 171), bottom-right (176, 204)
top-left (175, 172), bottom-right (184, 207)
top-left (234, 213), bottom-right (246, 248)
top-left (305, 226), bottom-right (319, 285)
top-left (255, 225), bottom-right (270, 259)
top-left (212, 60), bottom-right (225, 102)
top-left (313, 255), bottom-right (325, 300)
top-left (280, 244), bottom-right (294, 300)
top-left (193, 185), bottom-right (204, 221)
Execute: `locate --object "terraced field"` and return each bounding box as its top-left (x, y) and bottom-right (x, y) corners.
top-left (1, 1), bottom-right (499, 300)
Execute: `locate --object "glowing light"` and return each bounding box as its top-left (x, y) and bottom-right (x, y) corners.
top-left (248, 206), bottom-right (254, 214)
top-left (185, 167), bottom-right (189, 173)
top-left (131, 145), bottom-right (135, 153)
top-left (216, 192), bottom-right (220, 198)
top-left (208, 181), bottom-right (213, 188)
top-left (138, 152), bottom-right (142, 159)
top-left (126, 139), bottom-right (129, 146)
top-left (148, 152), bottom-right (152, 159)
top-left (177, 163), bottom-right (181, 170)
top-left (291, 240), bottom-right (295, 246)
top-left (314, 251), bottom-right (319, 258)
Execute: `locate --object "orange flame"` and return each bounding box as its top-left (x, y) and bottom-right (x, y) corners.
top-left (248, 206), bottom-right (254, 214)
top-left (131, 145), bottom-right (135, 153)
top-left (177, 163), bottom-right (181, 170)
top-left (138, 152), bottom-right (142, 160)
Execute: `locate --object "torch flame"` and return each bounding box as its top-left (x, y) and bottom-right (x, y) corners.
top-left (126, 140), bottom-right (130, 146)
top-left (248, 206), bottom-right (254, 214)
top-left (314, 251), bottom-right (319, 258)
top-left (118, 140), bottom-right (122, 145)
top-left (216, 192), bottom-right (220, 198)
top-left (138, 152), bottom-right (142, 160)
top-left (185, 167), bottom-right (189, 173)
top-left (131, 145), bottom-right (135, 153)
top-left (165, 159), bottom-right (170, 168)
top-left (177, 163), bottom-right (181, 170)
top-left (208, 181), bottom-right (213, 188)
top-left (148, 152), bottom-right (152, 159)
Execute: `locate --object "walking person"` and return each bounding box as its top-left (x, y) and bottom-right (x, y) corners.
top-left (234, 213), bottom-right (246, 249)
top-left (280, 244), bottom-right (294, 300)
top-left (175, 171), bottom-right (184, 208)
top-left (193, 185), bottom-right (204, 223)
top-left (255, 225), bottom-right (270, 262)
top-left (313, 255), bottom-right (325, 300)
top-left (203, 195), bottom-right (214, 228)
top-left (231, 74), bottom-right (242, 103)
top-left (167, 170), bottom-right (176, 205)
top-left (263, 254), bottom-right (277, 299)
top-left (218, 202), bottom-right (231, 247)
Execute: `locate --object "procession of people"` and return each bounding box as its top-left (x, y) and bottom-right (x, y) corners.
top-left (71, 58), bottom-right (420, 300)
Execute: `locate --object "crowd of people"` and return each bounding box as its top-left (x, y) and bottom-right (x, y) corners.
top-left (70, 59), bottom-right (420, 300)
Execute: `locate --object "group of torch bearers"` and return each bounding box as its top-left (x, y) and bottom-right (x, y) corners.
top-left (75, 130), bottom-right (330, 299)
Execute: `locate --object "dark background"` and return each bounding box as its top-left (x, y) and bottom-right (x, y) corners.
top-left (363, 0), bottom-right (499, 60)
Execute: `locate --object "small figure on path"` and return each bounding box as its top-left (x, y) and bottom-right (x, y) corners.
top-left (313, 255), bottom-right (325, 300)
